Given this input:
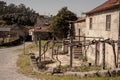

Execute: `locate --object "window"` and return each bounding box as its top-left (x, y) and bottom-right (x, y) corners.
top-left (106, 15), bottom-right (111, 31)
top-left (89, 18), bottom-right (93, 29)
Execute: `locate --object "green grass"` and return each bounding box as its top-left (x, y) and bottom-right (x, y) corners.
top-left (23, 41), bottom-right (50, 54)
top-left (0, 46), bottom-right (7, 49)
top-left (17, 54), bottom-right (33, 75)
top-left (59, 65), bottom-right (101, 72)
top-left (74, 65), bottom-right (101, 72)
top-left (25, 42), bottom-right (38, 54)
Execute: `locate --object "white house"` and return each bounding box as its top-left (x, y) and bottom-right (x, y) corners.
top-left (74, 0), bottom-right (120, 69)
top-left (86, 0), bottom-right (120, 69)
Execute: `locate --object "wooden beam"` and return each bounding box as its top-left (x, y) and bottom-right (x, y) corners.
top-left (103, 42), bottom-right (106, 69)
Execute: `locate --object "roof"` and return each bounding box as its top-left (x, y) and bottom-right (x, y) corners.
top-left (86, 0), bottom-right (120, 15)
top-left (0, 28), bottom-right (11, 31)
top-left (29, 27), bottom-right (51, 33)
top-left (74, 17), bottom-right (86, 23)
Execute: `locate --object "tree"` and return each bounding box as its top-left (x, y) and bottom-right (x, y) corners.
top-left (49, 7), bottom-right (77, 39)
top-left (0, 1), bottom-right (38, 26)
top-left (0, 1), bottom-right (6, 15)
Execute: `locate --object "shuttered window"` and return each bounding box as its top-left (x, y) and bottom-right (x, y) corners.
top-left (89, 18), bottom-right (93, 29)
top-left (106, 15), bottom-right (111, 31)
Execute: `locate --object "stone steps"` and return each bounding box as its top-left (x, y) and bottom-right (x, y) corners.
top-left (73, 47), bottom-right (82, 58)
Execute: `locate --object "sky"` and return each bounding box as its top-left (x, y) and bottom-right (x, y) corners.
top-left (2, 0), bottom-right (106, 17)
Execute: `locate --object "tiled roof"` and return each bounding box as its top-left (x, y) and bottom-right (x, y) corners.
top-left (86, 0), bottom-right (120, 15)
top-left (29, 27), bottom-right (51, 32)
top-left (74, 17), bottom-right (86, 23)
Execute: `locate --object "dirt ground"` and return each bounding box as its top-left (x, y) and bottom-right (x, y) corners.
top-left (0, 42), bottom-right (40, 80)
top-left (35, 49), bottom-right (82, 68)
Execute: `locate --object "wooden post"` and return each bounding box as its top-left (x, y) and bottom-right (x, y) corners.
top-left (69, 23), bottom-right (73, 68)
top-left (95, 43), bottom-right (97, 66)
top-left (43, 46), bottom-right (45, 61)
top-left (51, 38), bottom-right (54, 59)
top-left (112, 43), bottom-right (117, 68)
top-left (95, 42), bottom-right (100, 66)
top-left (62, 39), bottom-right (65, 54)
top-left (39, 37), bottom-right (41, 63)
top-left (84, 36), bottom-right (86, 59)
top-left (103, 42), bottom-right (105, 69)
top-left (23, 38), bottom-right (25, 55)
top-left (70, 36), bottom-right (73, 67)
top-left (78, 29), bottom-right (80, 42)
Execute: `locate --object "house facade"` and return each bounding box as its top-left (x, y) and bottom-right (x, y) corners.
top-left (74, 17), bottom-right (86, 41)
top-left (86, 0), bottom-right (120, 69)
top-left (74, 0), bottom-right (120, 69)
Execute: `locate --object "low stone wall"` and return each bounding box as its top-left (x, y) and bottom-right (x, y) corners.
top-left (0, 38), bottom-right (22, 46)
top-left (29, 53), bottom-right (120, 78)
top-left (64, 69), bottom-right (120, 78)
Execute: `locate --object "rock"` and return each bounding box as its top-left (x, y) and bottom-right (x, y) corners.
top-left (96, 70), bottom-right (108, 77)
top-left (116, 68), bottom-right (120, 76)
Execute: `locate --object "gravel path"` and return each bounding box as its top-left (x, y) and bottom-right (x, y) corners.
top-left (0, 43), bottom-right (40, 80)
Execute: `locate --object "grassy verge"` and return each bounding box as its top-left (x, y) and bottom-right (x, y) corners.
top-left (17, 54), bottom-right (33, 75)
top-left (17, 42), bottom-right (120, 80)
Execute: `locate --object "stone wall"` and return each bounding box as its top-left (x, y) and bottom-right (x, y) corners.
top-left (85, 10), bottom-right (119, 69)
top-left (74, 21), bottom-right (86, 41)
top-left (86, 10), bottom-right (119, 40)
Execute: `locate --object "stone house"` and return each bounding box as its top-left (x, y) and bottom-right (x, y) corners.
top-left (29, 26), bottom-right (52, 42)
top-left (74, 0), bottom-right (120, 69)
top-left (29, 15), bottom-right (52, 42)
top-left (74, 17), bottom-right (86, 41)
top-left (0, 26), bottom-right (27, 44)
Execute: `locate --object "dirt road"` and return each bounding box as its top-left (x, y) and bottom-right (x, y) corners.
top-left (0, 43), bottom-right (39, 80)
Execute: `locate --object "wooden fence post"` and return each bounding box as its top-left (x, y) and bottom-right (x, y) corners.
top-left (103, 42), bottom-right (105, 69)
top-left (39, 37), bottom-right (41, 63)
top-left (51, 38), bottom-right (54, 59)
top-left (84, 36), bottom-right (87, 59)
top-left (95, 42), bottom-right (100, 66)
top-left (78, 29), bottom-right (80, 42)
top-left (112, 43), bottom-right (117, 68)
top-left (70, 36), bottom-right (73, 67)
top-left (23, 39), bottom-right (25, 55)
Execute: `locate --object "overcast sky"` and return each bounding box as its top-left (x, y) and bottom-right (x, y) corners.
top-left (3, 0), bottom-right (106, 17)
